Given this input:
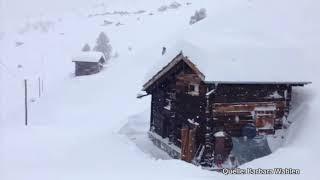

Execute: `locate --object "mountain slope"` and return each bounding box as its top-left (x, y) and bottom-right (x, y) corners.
top-left (1, 0), bottom-right (319, 180)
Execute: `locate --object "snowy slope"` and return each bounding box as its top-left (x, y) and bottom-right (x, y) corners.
top-left (1, 0), bottom-right (320, 180)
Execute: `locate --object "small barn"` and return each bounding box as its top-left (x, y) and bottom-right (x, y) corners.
top-left (141, 42), bottom-right (311, 168)
top-left (72, 52), bottom-right (106, 76)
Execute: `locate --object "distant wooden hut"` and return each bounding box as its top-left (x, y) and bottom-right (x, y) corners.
top-left (72, 52), bottom-right (106, 76)
top-left (140, 43), bottom-right (311, 168)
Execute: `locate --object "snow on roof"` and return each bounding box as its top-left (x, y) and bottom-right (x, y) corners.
top-left (72, 52), bottom-right (105, 63)
top-left (143, 39), bottom-right (311, 90)
top-left (183, 42), bottom-right (309, 83)
top-left (143, 1), bottom-right (313, 90)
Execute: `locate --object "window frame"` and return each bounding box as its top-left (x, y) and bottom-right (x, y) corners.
top-left (187, 83), bottom-right (199, 96)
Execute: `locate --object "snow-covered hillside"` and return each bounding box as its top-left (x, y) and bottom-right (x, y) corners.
top-left (1, 0), bottom-right (319, 180)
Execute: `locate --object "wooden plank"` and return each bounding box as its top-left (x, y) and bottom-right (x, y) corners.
top-left (213, 102), bottom-right (284, 113)
top-left (187, 128), bottom-right (196, 162)
top-left (180, 128), bottom-right (189, 162)
top-left (180, 127), bottom-right (197, 163)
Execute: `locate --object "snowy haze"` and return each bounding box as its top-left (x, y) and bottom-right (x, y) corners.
top-left (1, 0), bottom-right (320, 180)
top-left (0, 0), bottom-right (174, 31)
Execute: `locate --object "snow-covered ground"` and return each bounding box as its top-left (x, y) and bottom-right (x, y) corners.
top-left (1, 0), bottom-right (320, 179)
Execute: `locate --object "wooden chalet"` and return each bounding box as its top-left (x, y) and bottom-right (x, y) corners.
top-left (141, 45), bottom-right (311, 168)
top-left (72, 52), bottom-right (106, 76)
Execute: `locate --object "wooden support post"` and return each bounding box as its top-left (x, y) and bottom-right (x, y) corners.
top-left (188, 128), bottom-right (196, 162)
top-left (24, 79), bottom-right (28, 126)
top-left (41, 79), bottom-right (44, 93)
top-left (181, 127), bottom-right (189, 161)
top-left (201, 89), bottom-right (215, 167)
top-left (150, 94), bottom-right (154, 130)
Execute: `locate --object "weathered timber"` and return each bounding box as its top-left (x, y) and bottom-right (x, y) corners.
top-left (74, 61), bottom-right (102, 76)
top-left (181, 127), bottom-right (197, 162)
top-left (72, 52), bottom-right (105, 76)
top-left (142, 52), bottom-right (310, 168)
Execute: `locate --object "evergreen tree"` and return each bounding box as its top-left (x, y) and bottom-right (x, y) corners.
top-left (189, 8), bottom-right (207, 25)
top-left (94, 32), bottom-right (112, 61)
top-left (82, 43), bottom-right (91, 51)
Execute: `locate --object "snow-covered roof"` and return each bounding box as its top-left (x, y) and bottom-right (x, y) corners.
top-left (72, 52), bottom-right (105, 63)
top-left (143, 40), bottom-right (311, 91)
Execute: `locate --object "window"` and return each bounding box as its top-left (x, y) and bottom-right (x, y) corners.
top-left (189, 84), bottom-right (195, 92)
top-left (188, 83), bottom-right (199, 96)
top-left (164, 98), bottom-right (172, 110)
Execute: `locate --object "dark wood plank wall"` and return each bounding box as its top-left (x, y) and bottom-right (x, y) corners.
top-left (213, 84), bottom-right (288, 103)
top-left (150, 61), bottom-right (206, 148)
top-left (209, 84), bottom-right (291, 136)
top-left (205, 84), bottom-right (292, 164)
top-left (75, 62), bottom-right (101, 76)
top-left (150, 61), bottom-right (186, 139)
top-left (175, 73), bottom-right (206, 149)
top-left (148, 61), bottom-right (294, 165)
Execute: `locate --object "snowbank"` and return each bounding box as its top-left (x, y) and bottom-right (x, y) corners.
top-left (1, 0), bottom-right (319, 180)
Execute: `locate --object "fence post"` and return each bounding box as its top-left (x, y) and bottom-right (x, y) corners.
top-left (38, 77), bottom-right (41, 97)
top-left (24, 79), bottom-right (28, 126)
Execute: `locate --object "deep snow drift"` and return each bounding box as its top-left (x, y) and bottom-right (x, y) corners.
top-left (1, 0), bottom-right (320, 180)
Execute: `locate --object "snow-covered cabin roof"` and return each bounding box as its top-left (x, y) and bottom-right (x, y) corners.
top-left (142, 40), bottom-right (311, 91)
top-left (72, 52), bottom-right (105, 63)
